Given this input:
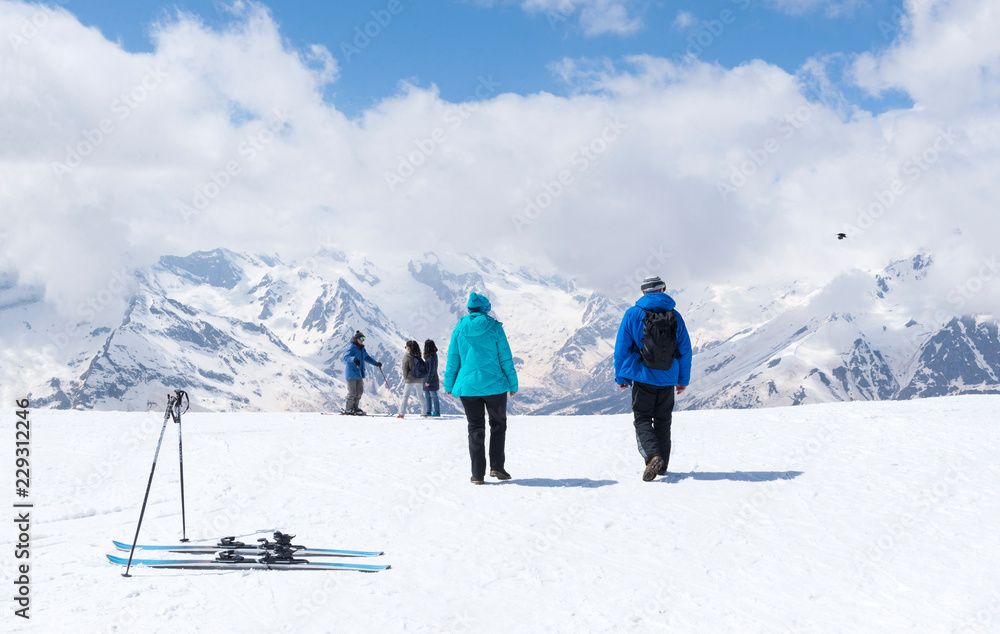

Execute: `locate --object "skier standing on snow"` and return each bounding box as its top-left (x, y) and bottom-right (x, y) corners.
top-left (343, 331), bottom-right (382, 415)
top-left (397, 340), bottom-right (425, 418)
top-left (444, 292), bottom-right (518, 485)
top-left (614, 276), bottom-right (692, 481)
top-left (422, 339), bottom-right (441, 417)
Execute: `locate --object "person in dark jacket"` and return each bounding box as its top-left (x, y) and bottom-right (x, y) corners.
top-left (614, 276), bottom-right (692, 481)
top-left (444, 292), bottom-right (519, 485)
top-left (422, 339), bottom-right (441, 417)
top-left (343, 331), bottom-right (382, 415)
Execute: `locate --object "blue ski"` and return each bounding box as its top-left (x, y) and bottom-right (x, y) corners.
top-left (114, 531), bottom-right (382, 557)
top-left (107, 553), bottom-right (389, 572)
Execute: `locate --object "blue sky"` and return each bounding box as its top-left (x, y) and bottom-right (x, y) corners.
top-left (68, 0), bottom-right (912, 115)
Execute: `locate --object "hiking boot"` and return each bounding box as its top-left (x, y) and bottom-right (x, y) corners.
top-left (396, 414), bottom-right (404, 419)
top-left (656, 464), bottom-right (667, 476)
top-left (643, 456), bottom-right (664, 482)
top-left (489, 468), bottom-right (511, 481)
top-left (470, 475), bottom-right (485, 485)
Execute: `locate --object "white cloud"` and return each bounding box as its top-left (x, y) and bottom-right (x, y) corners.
top-left (672, 11), bottom-right (697, 31)
top-left (767, 0), bottom-right (865, 18)
top-left (519, 0), bottom-right (643, 36)
top-left (851, 0), bottom-right (1000, 113)
top-left (577, 0), bottom-right (642, 36)
top-left (1, 0), bottom-right (999, 319)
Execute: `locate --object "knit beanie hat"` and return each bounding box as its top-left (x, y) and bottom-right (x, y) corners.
top-left (467, 292), bottom-right (491, 313)
top-left (352, 330), bottom-right (365, 343)
top-left (641, 276), bottom-right (666, 293)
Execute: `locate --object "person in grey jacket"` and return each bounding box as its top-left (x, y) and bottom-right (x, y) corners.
top-left (397, 340), bottom-right (424, 418)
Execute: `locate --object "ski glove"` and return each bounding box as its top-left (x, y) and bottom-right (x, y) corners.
top-left (354, 359), bottom-right (361, 367)
top-left (376, 362), bottom-right (383, 368)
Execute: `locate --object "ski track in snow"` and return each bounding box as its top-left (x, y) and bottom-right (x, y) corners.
top-left (4, 395), bottom-right (1000, 633)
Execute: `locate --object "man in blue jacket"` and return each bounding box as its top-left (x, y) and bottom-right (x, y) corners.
top-left (343, 330), bottom-right (382, 415)
top-left (444, 292), bottom-right (519, 485)
top-left (614, 276), bottom-right (692, 481)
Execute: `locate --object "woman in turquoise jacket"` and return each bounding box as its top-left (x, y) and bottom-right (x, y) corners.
top-left (444, 292), bottom-right (518, 485)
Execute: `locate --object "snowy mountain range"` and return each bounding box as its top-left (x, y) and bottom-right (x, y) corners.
top-left (1, 249), bottom-right (997, 413)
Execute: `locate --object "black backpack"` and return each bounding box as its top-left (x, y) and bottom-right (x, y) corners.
top-left (633, 309), bottom-right (681, 370)
top-left (410, 355), bottom-right (428, 379)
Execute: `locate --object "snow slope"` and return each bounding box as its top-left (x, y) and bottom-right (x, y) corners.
top-left (4, 396), bottom-right (1000, 633)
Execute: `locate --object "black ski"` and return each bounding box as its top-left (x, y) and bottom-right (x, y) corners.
top-left (114, 531), bottom-right (383, 557)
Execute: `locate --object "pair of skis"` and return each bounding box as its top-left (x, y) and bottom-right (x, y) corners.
top-left (118, 393), bottom-right (389, 574)
top-left (108, 531), bottom-right (390, 572)
top-left (323, 410), bottom-right (462, 418)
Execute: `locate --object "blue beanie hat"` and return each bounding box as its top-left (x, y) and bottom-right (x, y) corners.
top-left (467, 292), bottom-right (491, 313)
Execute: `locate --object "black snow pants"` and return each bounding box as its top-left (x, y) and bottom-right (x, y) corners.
top-left (460, 393), bottom-right (508, 478)
top-left (631, 381), bottom-right (675, 468)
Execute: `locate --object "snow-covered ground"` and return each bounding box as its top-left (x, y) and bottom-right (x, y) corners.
top-left (5, 395), bottom-right (1000, 633)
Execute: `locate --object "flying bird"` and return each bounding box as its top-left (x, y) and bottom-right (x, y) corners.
top-left (836, 233), bottom-right (847, 240)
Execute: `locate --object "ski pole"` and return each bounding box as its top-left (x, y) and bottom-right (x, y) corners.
top-left (378, 365), bottom-right (390, 389)
top-left (122, 392), bottom-right (176, 577)
top-left (172, 390), bottom-right (190, 542)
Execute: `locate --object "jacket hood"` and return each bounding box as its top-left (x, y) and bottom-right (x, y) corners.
top-left (459, 312), bottom-right (498, 337)
top-left (636, 291), bottom-right (676, 312)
